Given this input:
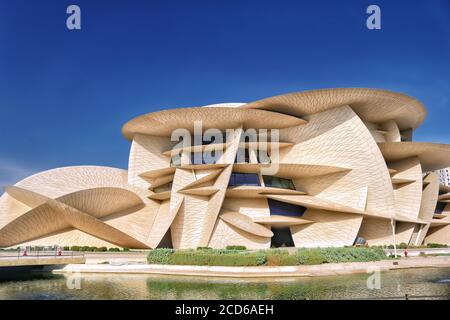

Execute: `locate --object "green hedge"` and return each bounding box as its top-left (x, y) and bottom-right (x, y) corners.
top-left (266, 249), bottom-right (297, 266)
top-left (69, 246), bottom-right (128, 252)
top-left (426, 243), bottom-right (449, 248)
top-left (317, 247), bottom-right (385, 263)
top-left (169, 250), bottom-right (260, 266)
top-left (147, 248), bottom-right (174, 264)
top-left (147, 247), bottom-right (387, 266)
top-left (225, 245), bottom-right (247, 251)
top-left (295, 248), bottom-right (325, 265)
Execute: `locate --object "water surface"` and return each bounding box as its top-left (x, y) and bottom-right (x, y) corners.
top-left (0, 267), bottom-right (449, 300)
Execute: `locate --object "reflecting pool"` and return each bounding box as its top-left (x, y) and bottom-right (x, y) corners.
top-left (0, 267), bottom-right (449, 300)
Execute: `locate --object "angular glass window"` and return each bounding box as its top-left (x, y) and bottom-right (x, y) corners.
top-left (228, 172), bottom-right (261, 187)
top-left (263, 176), bottom-right (295, 190)
top-left (435, 202), bottom-right (446, 214)
top-left (268, 199), bottom-right (306, 217)
top-left (170, 153), bottom-right (182, 167)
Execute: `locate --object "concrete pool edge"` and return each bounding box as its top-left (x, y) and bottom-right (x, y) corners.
top-left (52, 256), bottom-right (450, 278)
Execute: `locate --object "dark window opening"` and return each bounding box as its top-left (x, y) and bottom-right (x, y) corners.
top-left (268, 199), bottom-right (306, 217)
top-left (353, 237), bottom-right (366, 246)
top-left (435, 202), bottom-right (446, 214)
top-left (400, 130), bottom-right (412, 142)
top-left (157, 229), bottom-right (173, 249)
top-left (170, 154), bottom-right (182, 167)
top-left (271, 227), bottom-right (295, 247)
top-left (263, 176), bottom-right (295, 190)
top-left (228, 172), bottom-right (260, 187)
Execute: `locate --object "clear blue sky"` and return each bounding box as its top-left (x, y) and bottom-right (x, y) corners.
top-left (0, 0), bottom-right (449, 186)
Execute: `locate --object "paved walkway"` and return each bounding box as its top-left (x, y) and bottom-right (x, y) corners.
top-left (83, 252), bottom-right (148, 264)
top-left (0, 256), bottom-right (85, 267)
top-left (54, 256), bottom-right (450, 278)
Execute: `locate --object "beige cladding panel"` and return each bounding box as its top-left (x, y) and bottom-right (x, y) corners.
top-left (0, 202), bottom-right (70, 247)
top-left (208, 219), bottom-right (271, 249)
top-left (128, 134), bottom-right (174, 188)
top-left (169, 167), bottom-right (209, 249)
top-left (365, 122), bottom-right (387, 143)
top-left (147, 167), bottom-right (192, 248)
top-left (4, 185), bottom-right (157, 246)
top-left (0, 165), bottom-right (131, 230)
top-left (389, 157), bottom-right (422, 221)
top-left (394, 222), bottom-right (416, 245)
top-left (357, 218), bottom-right (393, 245)
top-left (380, 120), bottom-right (401, 142)
top-left (16, 166), bottom-right (129, 198)
top-left (281, 105), bottom-right (395, 218)
top-left (419, 173), bottom-right (440, 221)
top-left (425, 225), bottom-right (450, 245)
top-left (290, 209), bottom-right (363, 247)
top-left (0, 185), bottom-right (152, 248)
top-left (222, 198), bottom-right (270, 218)
top-left (0, 166), bottom-right (161, 248)
top-left (379, 142), bottom-right (450, 172)
top-left (219, 212), bottom-right (273, 237)
top-left (122, 107), bottom-right (306, 138)
top-left (17, 229), bottom-right (122, 248)
top-left (198, 128), bottom-right (243, 246)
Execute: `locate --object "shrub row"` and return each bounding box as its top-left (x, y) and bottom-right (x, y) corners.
top-left (225, 245), bottom-right (247, 251)
top-left (295, 247), bottom-right (386, 264)
top-left (147, 248), bottom-right (261, 266)
top-left (371, 243), bottom-right (449, 249)
top-left (69, 246), bottom-right (129, 252)
top-left (147, 247), bottom-right (387, 266)
top-left (425, 243), bottom-right (449, 248)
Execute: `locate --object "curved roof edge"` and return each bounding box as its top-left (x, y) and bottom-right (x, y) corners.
top-left (240, 88), bottom-right (427, 130)
top-left (378, 142), bottom-right (450, 172)
top-left (121, 88), bottom-right (428, 139)
top-left (3, 165), bottom-right (128, 191)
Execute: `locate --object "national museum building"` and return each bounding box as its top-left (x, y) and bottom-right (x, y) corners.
top-left (1, 88), bottom-right (450, 249)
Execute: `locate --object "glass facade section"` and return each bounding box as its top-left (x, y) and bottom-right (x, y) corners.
top-left (263, 176), bottom-right (295, 190)
top-left (170, 154), bottom-right (182, 167)
top-left (268, 199), bottom-right (306, 216)
top-left (228, 172), bottom-right (261, 187)
top-left (435, 202), bottom-right (446, 214)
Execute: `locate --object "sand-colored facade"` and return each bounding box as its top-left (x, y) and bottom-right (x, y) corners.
top-left (1, 88), bottom-right (450, 249)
